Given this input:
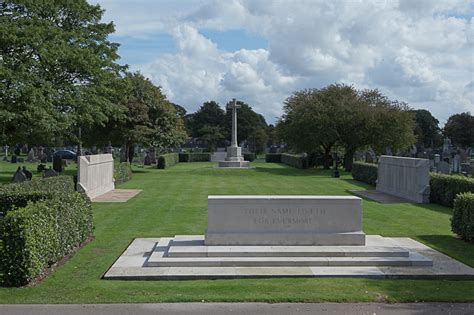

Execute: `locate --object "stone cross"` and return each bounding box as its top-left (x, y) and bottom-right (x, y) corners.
top-left (226, 98), bottom-right (241, 147)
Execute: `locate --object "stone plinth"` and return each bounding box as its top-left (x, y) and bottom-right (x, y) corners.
top-left (77, 154), bottom-right (114, 199)
top-left (205, 196), bottom-right (365, 246)
top-left (376, 156), bottom-right (430, 203)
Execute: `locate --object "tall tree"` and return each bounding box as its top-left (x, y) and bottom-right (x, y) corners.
top-left (279, 85), bottom-right (416, 170)
top-left (444, 112), bottom-right (474, 148)
top-left (409, 109), bottom-right (442, 148)
top-left (84, 72), bottom-right (187, 162)
top-left (0, 0), bottom-right (125, 145)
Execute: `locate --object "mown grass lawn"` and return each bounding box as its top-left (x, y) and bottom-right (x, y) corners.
top-left (0, 160), bottom-right (473, 303)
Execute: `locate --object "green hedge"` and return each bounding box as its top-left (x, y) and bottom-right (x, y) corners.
top-left (351, 162), bottom-right (378, 186)
top-left (265, 153), bottom-right (282, 163)
top-left (430, 173), bottom-right (474, 207)
top-left (0, 176), bottom-right (75, 217)
top-left (157, 153), bottom-right (179, 169)
top-left (451, 192), bottom-right (474, 242)
top-left (244, 153), bottom-right (256, 162)
top-left (281, 153), bottom-right (308, 169)
top-left (1, 192), bottom-right (93, 286)
top-left (114, 162), bottom-right (132, 184)
top-left (179, 153), bottom-right (211, 162)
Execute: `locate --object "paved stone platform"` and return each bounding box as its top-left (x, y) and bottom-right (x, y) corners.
top-left (349, 190), bottom-right (414, 204)
top-left (103, 235), bottom-right (474, 280)
top-left (92, 189), bottom-right (143, 203)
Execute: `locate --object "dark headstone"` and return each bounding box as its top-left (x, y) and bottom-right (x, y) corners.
top-left (11, 155), bottom-right (17, 163)
top-left (12, 167), bottom-right (27, 183)
top-left (14, 146), bottom-right (21, 156)
top-left (43, 168), bottom-right (58, 178)
top-left (53, 155), bottom-right (63, 172)
top-left (22, 166), bottom-right (32, 180)
top-left (21, 144), bottom-right (28, 154)
top-left (144, 152), bottom-right (151, 165)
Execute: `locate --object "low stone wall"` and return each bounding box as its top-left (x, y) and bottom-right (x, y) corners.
top-left (77, 154), bottom-right (114, 199)
top-left (376, 155), bottom-right (430, 203)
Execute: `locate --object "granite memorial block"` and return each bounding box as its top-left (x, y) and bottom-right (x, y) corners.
top-left (376, 155), bottom-right (430, 203)
top-left (205, 195), bottom-right (365, 245)
top-left (12, 167), bottom-right (27, 183)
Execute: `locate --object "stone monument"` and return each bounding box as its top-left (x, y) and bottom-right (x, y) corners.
top-left (376, 155), bottom-right (430, 203)
top-left (218, 98), bottom-right (250, 168)
top-left (77, 154), bottom-right (115, 199)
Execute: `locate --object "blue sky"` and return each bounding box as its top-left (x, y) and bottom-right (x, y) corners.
top-left (91, 0), bottom-right (474, 124)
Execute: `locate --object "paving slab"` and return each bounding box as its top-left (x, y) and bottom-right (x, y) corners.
top-left (103, 235), bottom-right (474, 280)
top-left (92, 189), bottom-right (142, 203)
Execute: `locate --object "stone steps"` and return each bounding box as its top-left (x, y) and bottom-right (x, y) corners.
top-left (167, 245), bottom-right (410, 258)
top-left (146, 254), bottom-right (432, 267)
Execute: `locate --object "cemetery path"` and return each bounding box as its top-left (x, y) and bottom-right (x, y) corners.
top-left (0, 302), bottom-right (472, 315)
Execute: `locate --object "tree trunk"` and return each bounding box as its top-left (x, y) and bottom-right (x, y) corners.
top-left (322, 144), bottom-right (332, 169)
top-left (127, 144), bottom-right (135, 164)
top-left (344, 147), bottom-right (357, 172)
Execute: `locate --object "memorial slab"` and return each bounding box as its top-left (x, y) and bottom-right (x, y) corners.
top-left (376, 156), bottom-right (430, 203)
top-left (77, 154), bottom-right (115, 199)
top-left (205, 196), bottom-right (365, 245)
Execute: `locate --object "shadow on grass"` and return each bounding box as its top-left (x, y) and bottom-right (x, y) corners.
top-left (416, 234), bottom-right (474, 267)
top-left (340, 178), bottom-right (375, 190)
top-left (253, 165), bottom-right (337, 177)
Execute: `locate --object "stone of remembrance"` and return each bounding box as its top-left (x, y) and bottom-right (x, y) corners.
top-left (77, 154), bottom-right (114, 199)
top-left (205, 196), bottom-right (365, 245)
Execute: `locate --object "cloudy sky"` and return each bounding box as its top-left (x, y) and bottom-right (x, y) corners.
top-left (89, 0), bottom-right (473, 124)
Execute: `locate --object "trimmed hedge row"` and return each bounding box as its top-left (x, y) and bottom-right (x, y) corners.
top-left (244, 153), bottom-right (256, 162)
top-left (430, 173), bottom-right (474, 207)
top-left (281, 153), bottom-right (308, 169)
top-left (114, 162), bottom-right (132, 184)
top-left (265, 153), bottom-right (282, 163)
top-left (451, 192), bottom-right (474, 242)
top-left (351, 162), bottom-right (378, 186)
top-left (157, 153), bottom-right (179, 169)
top-left (1, 192), bottom-right (93, 286)
top-left (178, 153), bottom-right (211, 162)
top-left (0, 176), bottom-right (75, 217)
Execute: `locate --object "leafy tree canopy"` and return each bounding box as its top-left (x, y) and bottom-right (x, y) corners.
top-left (444, 112), bottom-right (474, 148)
top-left (0, 0), bottom-right (125, 145)
top-left (409, 109), bottom-right (442, 148)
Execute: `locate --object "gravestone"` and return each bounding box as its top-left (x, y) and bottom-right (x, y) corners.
top-left (437, 161), bottom-right (450, 174)
top-left (144, 152), bottom-right (151, 165)
top-left (43, 168), bottom-right (58, 178)
top-left (376, 156), bottom-right (430, 203)
top-left (37, 146), bottom-right (45, 162)
top-left (12, 167), bottom-right (27, 183)
top-left (46, 149), bottom-right (53, 163)
top-left (460, 163), bottom-right (470, 175)
top-left (10, 155), bottom-right (17, 163)
top-left (27, 148), bottom-right (36, 162)
top-left (218, 99), bottom-right (250, 168)
top-left (205, 196), bottom-right (365, 245)
top-left (149, 147), bottom-right (157, 164)
top-left (22, 166), bottom-right (32, 180)
top-left (453, 154), bottom-right (461, 173)
top-left (3, 144), bottom-right (9, 161)
top-left (21, 144), bottom-right (28, 154)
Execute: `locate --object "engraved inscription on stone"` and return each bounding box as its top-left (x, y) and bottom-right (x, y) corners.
top-left (242, 207), bottom-right (327, 226)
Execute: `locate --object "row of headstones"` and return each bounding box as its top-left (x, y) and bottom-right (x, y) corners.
top-left (3, 145), bottom-right (55, 163)
top-left (12, 166), bottom-right (58, 183)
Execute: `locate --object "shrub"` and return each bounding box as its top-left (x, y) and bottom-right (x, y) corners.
top-left (0, 176), bottom-right (75, 217)
top-left (451, 192), bottom-right (474, 242)
top-left (179, 153), bottom-right (211, 162)
top-left (244, 153), bottom-right (256, 162)
top-left (265, 153), bottom-right (282, 163)
top-left (157, 153), bottom-right (179, 169)
top-left (352, 162), bottom-right (378, 186)
top-left (430, 173), bottom-right (474, 207)
top-left (1, 192), bottom-right (93, 286)
top-left (178, 153), bottom-right (190, 162)
top-left (37, 164), bottom-right (47, 172)
top-left (281, 153), bottom-right (308, 169)
top-left (114, 162), bottom-right (132, 184)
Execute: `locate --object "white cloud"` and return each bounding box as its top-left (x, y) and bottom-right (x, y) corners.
top-left (91, 0), bottom-right (474, 124)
